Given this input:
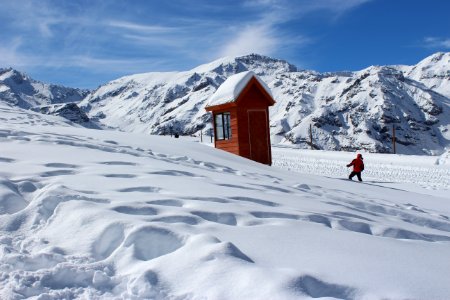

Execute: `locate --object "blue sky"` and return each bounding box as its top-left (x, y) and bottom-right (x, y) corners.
top-left (0, 0), bottom-right (449, 89)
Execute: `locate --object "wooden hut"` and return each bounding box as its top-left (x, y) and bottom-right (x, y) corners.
top-left (205, 71), bottom-right (275, 165)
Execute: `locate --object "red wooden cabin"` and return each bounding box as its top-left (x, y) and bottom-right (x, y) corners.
top-left (205, 71), bottom-right (275, 165)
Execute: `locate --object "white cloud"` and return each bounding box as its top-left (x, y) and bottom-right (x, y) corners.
top-left (424, 37), bottom-right (450, 49)
top-left (218, 0), bottom-right (370, 59)
top-left (220, 25), bottom-right (278, 57)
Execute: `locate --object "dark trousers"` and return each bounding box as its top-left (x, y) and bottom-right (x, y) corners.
top-left (349, 171), bottom-right (362, 181)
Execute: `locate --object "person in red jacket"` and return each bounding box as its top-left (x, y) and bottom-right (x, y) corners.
top-left (347, 153), bottom-right (364, 181)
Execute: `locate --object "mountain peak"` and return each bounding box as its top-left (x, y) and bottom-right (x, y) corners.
top-left (191, 53), bottom-right (297, 76)
top-left (415, 52), bottom-right (450, 68)
top-left (0, 67), bottom-right (88, 109)
top-left (235, 53), bottom-right (298, 72)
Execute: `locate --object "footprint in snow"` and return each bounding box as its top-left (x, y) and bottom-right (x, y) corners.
top-left (40, 170), bottom-right (76, 177)
top-left (252, 184), bottom-right (292, 194)
top-left (0, 157), bottom-right (15, 163)
top-left (251, 211), bottom-right (299, 220)
top-left (92, 223), bottom-right (125, 260)
top-left (98, 161), bottom-right (138, 166)
top-left (152, 215), bottom-right (199, 225)
top-left (293, 183), bottom-right (311, 190)
top-left (217, 183), bottom-right (261, 191)
top-left (0, 179), bottom-right (31, 215)
top-left (289, 275), bottom-right (357, 300)
top-left (380, 228), bottom-right (450, 242)
top-left (147, 199), bottom-right (184, 207)
top-left (337, 219), bottom-right (373, 235)
top-left (303, 214), bottom-right (332, 228)
top-left (191, 211), bottom-right (237, 226)
top-left (124, 227), bottom-right (184, 261)
top-left (44, 163), bottom-right (79, 169)
top-left (117, 186), bottom-right (161, 193)
top-left (181, 196), bottom-right (230, 204)
top-left (228, 196), bottom-right (279, 207)
top-left (103, 174), bottom-right (137, 178)
top-left (148, 170), bottom-right (203, 178)
top-left (112, 206), bottom-right (158, 216)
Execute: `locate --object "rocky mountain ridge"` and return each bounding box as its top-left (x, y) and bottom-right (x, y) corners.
top-left (0, 68), bottom-right (90, 126)
top-left (1, 53), bottom-right (449, 155)
top-left (81, 52), bottom-right (450, 155)
top-left (0, 68), bottom-right (88, 108)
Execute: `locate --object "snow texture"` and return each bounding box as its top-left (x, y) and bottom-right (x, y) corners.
top-left (0, 103), bottom-right (449, 299)
top-left (206, 71), bottom-right (273, 107)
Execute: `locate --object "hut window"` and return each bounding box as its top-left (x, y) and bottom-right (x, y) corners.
top-left (215, 112), bottom-right (231, 140)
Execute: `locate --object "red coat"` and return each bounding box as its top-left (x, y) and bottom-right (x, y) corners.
top-left (347, 155), bottom-right (364, 172)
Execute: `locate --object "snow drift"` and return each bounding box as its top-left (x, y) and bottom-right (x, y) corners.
top-left (0, 103), bottom-right (449, 299)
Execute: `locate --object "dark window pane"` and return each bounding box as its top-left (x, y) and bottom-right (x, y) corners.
top-left (224, 113), bottom-right (231, 139)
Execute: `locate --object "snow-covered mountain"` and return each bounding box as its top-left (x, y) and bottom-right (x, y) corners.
top-left (2, 53), bottom-right (449, 155)
top-left (0, 68), bottom-right (88, 109)
top-left (81, 53), bottom-right (450, 155)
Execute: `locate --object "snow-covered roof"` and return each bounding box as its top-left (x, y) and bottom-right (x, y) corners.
top-left (206, 71), bottom-right (273, 108)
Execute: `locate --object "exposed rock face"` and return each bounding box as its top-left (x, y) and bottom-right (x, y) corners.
top-left (35, 103), bottom-right (99, 128)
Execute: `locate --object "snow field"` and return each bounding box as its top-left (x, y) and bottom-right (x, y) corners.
top-left (273, 146), bottom-right (450, 192)
top-left (0, 104), bottom-right (449, 299)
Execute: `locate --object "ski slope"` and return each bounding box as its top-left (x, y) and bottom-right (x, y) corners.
top-left (272, 146), bottom-right (450, 195)
top-left (0, 103), bottom-right (449, 299)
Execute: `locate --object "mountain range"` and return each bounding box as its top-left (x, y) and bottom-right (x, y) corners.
top-left (1, 53), bottom-right (449, 155)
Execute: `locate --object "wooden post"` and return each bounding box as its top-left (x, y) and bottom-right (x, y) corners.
top-left (210, 128), bottom-right (213, 143)
top-left (309, 124), bottom-right (313, 150)
top-left (200, 130), bottom-right (203, 143)
top-left (392, 125), bottom-right (396, 154)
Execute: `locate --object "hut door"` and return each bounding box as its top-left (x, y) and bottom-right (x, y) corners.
top-left (248, 110), bottom-right (270, 165)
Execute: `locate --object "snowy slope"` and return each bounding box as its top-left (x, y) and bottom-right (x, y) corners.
top-left (405, 52), bottom-right (450, 98)
top-left (80, 53), bottom-right (450, 155)
top-left (0, 68), bottom-right (88, 109)
top-left (1, 103), bottom-right (449, 299)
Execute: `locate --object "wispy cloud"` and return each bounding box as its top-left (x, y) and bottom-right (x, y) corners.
top-left (106, 21), bottom-right (176, 34)
top-left (0, 38), bottom-right (26, 67)
top-left (423, 37), bottom-right (450, 49)
top-left (220, 25), bottom-right (278, 57)
top-left (301, 0), bottom-right (373, 14)
top-left (0, 0), bottom-right (372, 87)
top-left (220, 0), bottom-right (368, 58)
top-left (243, 0), bottom-right (371, 19)
top-left (0, 0), bottom-right (66, 37)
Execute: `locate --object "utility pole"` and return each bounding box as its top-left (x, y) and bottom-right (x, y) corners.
top-left (309, 124), bottom-right (313, 150)
top-left (392, 125), bottom-right (396, 154)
